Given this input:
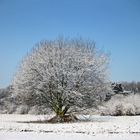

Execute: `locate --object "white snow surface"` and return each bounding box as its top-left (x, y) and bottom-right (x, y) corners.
top-left (0, 132), bottom-right (140, 140)
top-left (0, 114), bottom-right (140, 139)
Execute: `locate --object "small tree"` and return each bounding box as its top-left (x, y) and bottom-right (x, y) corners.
top-left (13, 38), bottom-right (109, 122)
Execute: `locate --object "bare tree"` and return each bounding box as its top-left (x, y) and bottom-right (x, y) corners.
top-left (13, 38), bottom-right (110, 122)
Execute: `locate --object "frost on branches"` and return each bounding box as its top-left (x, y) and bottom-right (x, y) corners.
top-left (13, 38), bottom-right (110, 121)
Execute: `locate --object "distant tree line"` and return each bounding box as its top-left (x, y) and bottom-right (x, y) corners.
top-left (122, 81), bottom-right (140, 93)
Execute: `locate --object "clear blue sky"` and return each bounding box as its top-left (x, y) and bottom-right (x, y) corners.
top-left (0, 0), bottom-right (140, 88)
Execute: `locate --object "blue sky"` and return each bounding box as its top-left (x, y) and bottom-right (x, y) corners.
top-left (0, 0), bottom-right (140, 88)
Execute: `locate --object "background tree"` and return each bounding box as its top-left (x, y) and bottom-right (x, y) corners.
top-left (122, 81), bottom-right (140, 94)
top-left (13, 38), bottom-right (110, 122)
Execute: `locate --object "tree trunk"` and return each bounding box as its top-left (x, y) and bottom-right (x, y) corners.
top-left (47, 114), bottom-right (78, 123)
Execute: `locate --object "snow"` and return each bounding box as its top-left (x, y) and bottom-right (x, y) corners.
top-left (0, 132), bottom-right (140, 140)
top-left (0, 114), bottom-right (140, 139)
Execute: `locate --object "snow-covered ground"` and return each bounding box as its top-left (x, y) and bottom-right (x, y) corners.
top-left (0, 132), bottom-right (140, 140)
top-left (0, 114), bottom-right (140, 140)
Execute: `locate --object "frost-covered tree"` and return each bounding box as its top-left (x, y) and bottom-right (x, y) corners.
top-left (13, 38), bottom-right (110, 122)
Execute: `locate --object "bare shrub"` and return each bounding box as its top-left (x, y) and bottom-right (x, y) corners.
top-left (28, 105), bottom-right (52, 115)
top-left (15, 104), bottom-right (30, 114)
top-left (100, 94), bottom-right (140, 116)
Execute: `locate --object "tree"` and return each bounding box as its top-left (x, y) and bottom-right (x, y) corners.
top-left (13, 38), bottom-right (110, 122)
top-left (122, 81), bottom-right (140, 94)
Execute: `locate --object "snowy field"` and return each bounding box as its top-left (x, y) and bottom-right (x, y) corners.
top-left (1, 132), bottom-right (140, 140)
top-left (0, 114), bottom-right (140, 140)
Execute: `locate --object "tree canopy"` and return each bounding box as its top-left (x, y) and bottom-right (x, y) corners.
top-left (13, 38), bottom-right (110, 120)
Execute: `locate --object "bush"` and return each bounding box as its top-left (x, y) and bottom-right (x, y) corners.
top-left (14, 105), bottom-right (30, 114)
top-left (28, 105), bottom-right (52, 115)
top-left (100, 94), bottom-right (140, 116)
